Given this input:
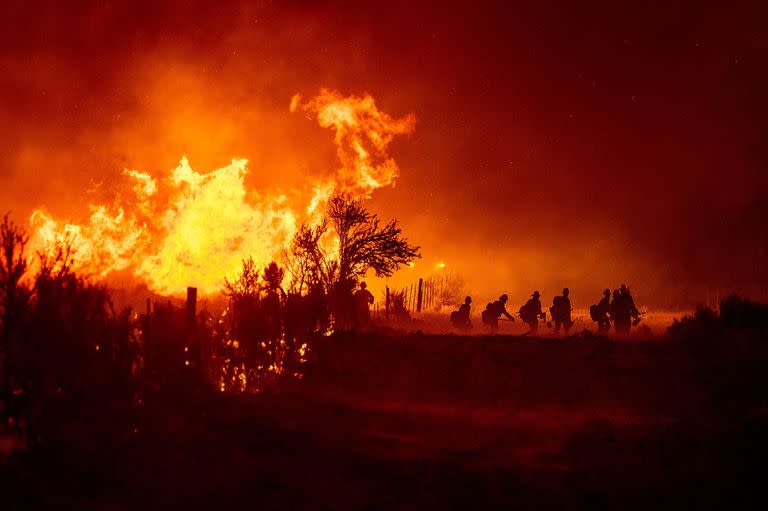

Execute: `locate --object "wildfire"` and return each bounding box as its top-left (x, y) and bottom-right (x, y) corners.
top-left (292, 89), bottom-right (416, 198)
top-left (28, 90), bottom-right (415, 295)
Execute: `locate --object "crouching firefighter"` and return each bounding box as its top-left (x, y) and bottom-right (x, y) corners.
top-left (589, 289), bottom-right (611, 334)
top-left (450, 296), bottom-right (473, 330)
top-left (519, 291), bottom-right (545, 335)
top-left (481, 294), bottom-right (515, 334)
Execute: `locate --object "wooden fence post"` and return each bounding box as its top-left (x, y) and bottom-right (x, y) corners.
top-left (186, 287), bottom-right (197, 329)
top-left (405, 286), bottom-right (409, 312)
top-left (417, 278), bottom-right (423, 313)
top-left (385, 286), bottom-right (390, 321)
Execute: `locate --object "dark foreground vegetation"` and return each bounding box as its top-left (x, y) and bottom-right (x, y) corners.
top-left (3, 208), bottom-right (768, 509)
top-left (2, 325), bottom-right (767, 510)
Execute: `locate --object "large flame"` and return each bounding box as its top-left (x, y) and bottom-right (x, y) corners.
top-left (28, 90), bottom-right (415, 295)
top-left (292, 89), bottom-right (416, 198)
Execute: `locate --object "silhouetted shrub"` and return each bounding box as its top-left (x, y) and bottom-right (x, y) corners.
top-left (719, 294), bottom-right (768, 330)
top-left (390, 291), bottom-right (411, 321)
top-left (214, 259), bottom-right (311, 393)
top-left (667, 295), bottom-right (768, 341)
top-left (633, 324), bottom-right (654, 338)
top-left (667, 306), bottom-right (723, 338)
top-left (1, 218), bottom-right (141, 443)
top-left (20, 267), bottom-right (140, 442)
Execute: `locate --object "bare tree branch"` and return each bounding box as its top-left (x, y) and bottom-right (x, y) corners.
top-left (288, 194), bottom-right (420, 294)
top-left (222, 257), bottom-right (260, 302)
top-left (0, 213), bottom-right (30, 297)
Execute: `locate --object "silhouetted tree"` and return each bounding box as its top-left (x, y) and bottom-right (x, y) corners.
top-left (222, 256), bottom-right (260, 303)
top-left (288, 194), bottom-right (420, 295)
top-left (0, 214), bottom-right (29, 298)
top-left (432, 272), bottom-right (467, 312)
top-left (328, 194), bottom-right (420, 285)
top-left (217, 258), bottom-right (298, 391)
top-left (221, 257), bottom-right (263, 351)
top-left (261, 261), bottom-right (285, 341)
top-left (36, 229), bottom-right (76, 280)
top-left (0, 214), bottom-right (31, 399)
top-left (3, 224), bottom-right (140, 442)
top-left (284, 221), bottom-right (335, 294)
top-left (263, 261), bottom-right (286, 298)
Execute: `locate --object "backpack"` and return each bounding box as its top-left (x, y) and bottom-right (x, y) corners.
top-left (481, 303), bottom-right (494, 324)
top-left (589, 304), bottom-right (601, 322)
top-left (550, 296), bottom-right (564, 320)
top-left (519, 302), bottom-right (533, 322)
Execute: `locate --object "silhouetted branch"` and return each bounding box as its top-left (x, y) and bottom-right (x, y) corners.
top-left (287, 194), bottom-right (420, 294)
top-left (327, 194), bottom-right (420, 282)
top-left (0, 213), bottom-right (30, 307)
top-left (222, 257), bottom-right (260, 302)
top-left (36, 229), bottom-right (77, 280)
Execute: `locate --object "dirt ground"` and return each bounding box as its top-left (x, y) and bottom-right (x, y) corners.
top-left (2, 331), bottom-right (767, 510)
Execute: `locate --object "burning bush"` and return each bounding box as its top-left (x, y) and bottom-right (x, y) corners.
top-left (215, 258), bottom-right (310, 393)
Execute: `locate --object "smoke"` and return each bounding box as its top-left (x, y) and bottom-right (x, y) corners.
top-left (2, 1), bottom-right (767, 307)
top-left (27, 90), bottom-right (416, 295)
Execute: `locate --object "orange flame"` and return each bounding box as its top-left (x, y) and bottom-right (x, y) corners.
top-left (292, 89), bottom-right (415, 198)
top-left (28, 90), bottom-right (415, 295)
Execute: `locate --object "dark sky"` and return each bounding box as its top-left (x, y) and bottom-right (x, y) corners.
top-left (1, 0), bottom-right (767, 307)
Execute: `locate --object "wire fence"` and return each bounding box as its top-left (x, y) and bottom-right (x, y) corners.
top-left (373, 275), bottom-right (454, 320)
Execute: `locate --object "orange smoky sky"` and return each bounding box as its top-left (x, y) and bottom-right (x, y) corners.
top-left (1, 0), bottom-right (767, 308)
